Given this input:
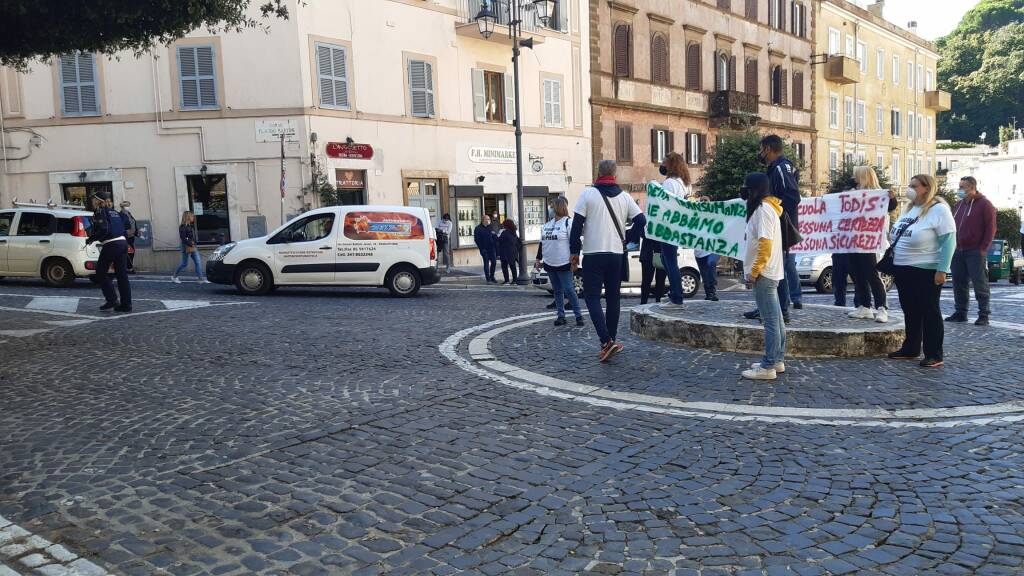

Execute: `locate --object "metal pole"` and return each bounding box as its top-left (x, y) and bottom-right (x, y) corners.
top-left (512, 0), bottom-right (529, 284)
top-left (280, 133), bottom-right (286, 225)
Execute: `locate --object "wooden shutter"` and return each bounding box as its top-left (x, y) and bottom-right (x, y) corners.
top-left (651, 129), bottom-right (660, 163)
top-left (316, 44), bottom-right (348, 110)
top-left (2, 68), bottom-right (22, 116)
top-left (472, 69), bottom-right (485, 122)
top-left (666, 131), bottom-right (674, 156)
top-left (686, 43), bottom-right (701, 90)
top-left (777, 0), bottom-right (785, 30)
top-left (792, 70), bottom-right (803, 109)
top-left (616, 124), bottom-right (633, 163)
top-left (745, 0), bottom-right (757, 19)
top-left (728, 56), bottom-right (737, 92)
top-left (718, 0), bottom-right (730, 9)
top-left (60, 53), bottom-right (99, 116)
top-left (409, 60), bottom-right (434, 118)
top-left (651, 34), bottom-right (668, 85)
top-left (745, 58), bottom-right (758, 96)
top-left (780, 68), bottom-right (788, 106)
top-left (713, 51), bottom-right (720, 91)
top-left (551, 79), bottom-right (562, 126)
top-left (698, 134), bottom-right (707, 164)
top-left (614, 24), bottom-right (632, 77)
top-left (504, 73), bottom-right (515, 124)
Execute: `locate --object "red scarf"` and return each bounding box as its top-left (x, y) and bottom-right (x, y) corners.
top-left (595, 176), bottom-right (617, 185)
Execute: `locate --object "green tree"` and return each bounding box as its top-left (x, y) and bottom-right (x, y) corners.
top-left (825, 161), bottom-right (894, 195)
top-left (0, 1), bottom-right (291, 69)
top-left (937, 1), bottom-right (1024, 143)
top-left (303, 173), bottom-right (340, 207)
top-left (996, 208), bottom-right (1022, 249)
top-left (696, 129), bottom-right (804, 202)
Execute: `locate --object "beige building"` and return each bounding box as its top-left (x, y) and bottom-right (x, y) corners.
top-left (812, 0), bottom-right (950, 193)
top-left (0, 0), bottom-right (591, 272)
top-left (590, 0), bottom-right (815, 203)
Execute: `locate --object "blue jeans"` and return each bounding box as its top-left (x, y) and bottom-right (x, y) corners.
top-left (174, 248), bottom-right (204, 279)
top-left (548, 269), bottom-right (582, 319)
top-left (659, 244), bottom-right (683, 305)
top-left (697, 254), bottom-right (719, 298)
top-left (479, 249), bottom-right (496, 281)
top-left (754, 276), bottom-right (786, 368)
top-left (582, 253), bottom-right (623, 345)
top-left (778, 251), bottom-right (800, 310)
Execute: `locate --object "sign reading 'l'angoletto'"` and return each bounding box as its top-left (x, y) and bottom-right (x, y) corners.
top-left (468, 146), bottom-right (519, 164)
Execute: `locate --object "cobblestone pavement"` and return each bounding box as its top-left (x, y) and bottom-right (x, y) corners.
top-left (1, 277), bottom-right (1023, 575)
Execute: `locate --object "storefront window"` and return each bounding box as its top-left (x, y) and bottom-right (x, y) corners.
top-left (335, 169), bottom-right (367, 205)
top-left (406, 179), bottom-right (442, 222)
top-left (523, 197), bottom-right (545, 242)
top-left (456, 198), bottom-right (481, 247)
top-left (186, 174), bottom-right (230, 245)
top-left (61, 181), bottom-right (113, 208)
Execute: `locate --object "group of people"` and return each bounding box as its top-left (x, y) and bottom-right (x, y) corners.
top-left (472, 212), bottom-right (525, 284)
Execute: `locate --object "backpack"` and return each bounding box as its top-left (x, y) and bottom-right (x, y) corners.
top-left (121, 211), bottom-right (138, 239)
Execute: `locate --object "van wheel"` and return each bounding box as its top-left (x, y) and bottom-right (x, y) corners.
top-left (386, 265), bottom-right (421, 297)
top-left (235, 262), bottom-right (273, 295)
top-left (42, 259), bottom-right (75, 288)
top-left (680, 269), bottom-right (700, 299)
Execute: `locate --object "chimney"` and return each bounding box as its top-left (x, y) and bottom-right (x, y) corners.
top-left (908, 21), bottom-right (919, 35)
top-left (867, 1), bottom-right (884, 18)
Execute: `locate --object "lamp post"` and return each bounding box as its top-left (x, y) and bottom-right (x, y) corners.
top-left (475, 0), bottom-right (554, 284)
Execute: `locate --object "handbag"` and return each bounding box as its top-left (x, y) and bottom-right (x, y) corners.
top-left (876, 215), bottom-right (919, 275)
top-left (652, 253), bottom-right (665, 270)
top-left (598, 192), bottom-right (630, 282)
top-left (781, 211), bottom-right (802, 251)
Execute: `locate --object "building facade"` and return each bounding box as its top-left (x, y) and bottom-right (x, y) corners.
top-left (0, 0), bottom-right (591, 271)
top-left (590, 0), bottom-right (815, 204)
top-left (971, 139), bottom-right (1024, 210)
top-left (812, 0), bottom-right (949, 193)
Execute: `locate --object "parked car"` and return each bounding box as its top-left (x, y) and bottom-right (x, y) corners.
top-left (206, 205), bottom-right (441, 297)
top-left (987, 239), bottom-right (1023, 284)
top-left (0, 203), bottom-right (100, 287)
top-left (531, 247), bottom-right (702, 299)
top-left (797, 253), bottom-right (894, 294)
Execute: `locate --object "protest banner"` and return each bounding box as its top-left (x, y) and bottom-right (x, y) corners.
top-left (645, 182), bottom-right (747, 258)
top-left (790, 189), bottom-right (891, 254)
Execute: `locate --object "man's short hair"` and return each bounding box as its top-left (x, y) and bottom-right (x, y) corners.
top-left (760, 134), bottom-right (784, 153)
top-left (960, 176), bottom-right (978, 188)
top-left (597, 159), bottom-right (617, 178)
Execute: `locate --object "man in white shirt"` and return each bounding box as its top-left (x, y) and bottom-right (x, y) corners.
top-left (436, 213), bottom-right (454, 273)
top-left (569, 160), bottom-right (646, 362)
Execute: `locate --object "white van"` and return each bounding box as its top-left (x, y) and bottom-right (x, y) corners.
top-left (206, 205), bottom-right (440, 297)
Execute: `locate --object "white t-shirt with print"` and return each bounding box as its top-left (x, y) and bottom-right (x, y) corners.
top-left (743, 203), bottom-right (784, 281)
top-left (540, 216), bottom-right (573, 267)
top-left (892, 202), bottom-right (956, 267)
top-left (573, 186), bottom-right (642, 255)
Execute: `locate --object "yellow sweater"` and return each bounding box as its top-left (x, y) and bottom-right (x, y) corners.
top-left (750, 197), bottom-right (783, 279)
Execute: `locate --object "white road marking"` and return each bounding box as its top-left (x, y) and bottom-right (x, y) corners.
top-left (160, 300), bottom-right (212, 310)
top-left (0, 515), bottom-right (109, 575)
top-left (25, 296), bottom-right (81, 314)
top-left (0, 329), bottom-right (50, 338)
top-left (441, 313), bottom-right (1024, 428)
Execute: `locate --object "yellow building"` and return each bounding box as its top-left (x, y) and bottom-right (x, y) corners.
top-left (812, 0), bottom-right (950, 193)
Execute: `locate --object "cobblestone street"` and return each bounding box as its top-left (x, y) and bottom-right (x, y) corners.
top-left (2, 278), bottom-right (1023, 576)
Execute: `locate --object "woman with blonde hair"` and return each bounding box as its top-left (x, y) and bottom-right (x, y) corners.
top-left (847, 165), bottom-right (898, 322)
top-left (888, 174), bottom-right (956, 368)
top-left (172, 211), bottom-right (208, 284)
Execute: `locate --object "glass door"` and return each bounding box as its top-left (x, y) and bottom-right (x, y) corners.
top-left (406, 179), bottom-right (442, 223)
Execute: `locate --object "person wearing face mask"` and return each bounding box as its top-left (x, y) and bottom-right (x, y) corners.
top-left (653, 152), bottom-right (691, 309)
top-left (846, 166), bottom-right (898, 323)
top-left (888, 175), bottom-right (957, 368)
top-left (946, 176), bottom-right (996, 326)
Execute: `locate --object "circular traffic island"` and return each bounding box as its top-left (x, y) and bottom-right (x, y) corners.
top-left (631, 300), bottom-right (905, 357)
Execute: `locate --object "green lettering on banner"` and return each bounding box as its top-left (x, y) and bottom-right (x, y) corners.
top-left (645, 181), bottom-right (747, 259)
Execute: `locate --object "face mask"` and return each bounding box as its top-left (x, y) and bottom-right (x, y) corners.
top-left (956, 189), bottom-right (967, 200)
top-left (547, 208), bottom-right (555, 219)
top-left (658, 165), bottom-right (668, 177)
top-left (740, 187), bottom-right (750, 201)
top-left (905, 187), bottom-right (917, 202)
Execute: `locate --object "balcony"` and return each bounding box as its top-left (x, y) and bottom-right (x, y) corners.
top-left (925, 90), bottom-right (952, 112)
top-left (456, 0), bottom-right (552, 45)
top-left (708, 90), bottom-right (760, 129)
top-left (824, 56), bottom-right (860, 85)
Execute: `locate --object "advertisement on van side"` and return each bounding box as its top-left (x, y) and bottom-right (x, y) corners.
top-left (344, 212), bottom-right (425, 241)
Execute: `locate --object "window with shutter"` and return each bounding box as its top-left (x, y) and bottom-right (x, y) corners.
top-left (59, 52), bottom-right (100, 116)
top-left (728, 56), bottom-right (737, 92)
top-left (408, 60), bottom-right (435, 118)
top-left (792, 71), bottom-right (803, 109)
top-left (1, 67), bottom-right (23, 116)
top-left (613, 24), bottom-right (632, 77)
top-left (745, 58), bottom-right (758, 96)
top-left (686, 133), bottom-right (698, 165)
top-left (504, 73), bottom-right (515, 124)
top-left (177, 46), bottom-right (218, 110)
top-left (745, 0), bottom-right (757, 19)
top-left (717, 0), bottom-right (730, 10)
top-left (472, 69), bottom-right (486, 122)
top-left (685, 43), bottom-right (702, 90)
top-left (543, 78), bottom-right (562, 127)
top-left (316, 43), bottom-right (349, 110)
top-left (616, 123), bottom-right (633, 164)
top-left (651, 34), bottom-right (668, 85)
top-left (715, 52), bottom-right (727, 91)
top-left (780, 69), bottom-right (788, 106)
top-left (770, 66), bottom-right (781, 105)
top-left (698, 134), bottom-right (707, 164)
top-left (776, 0), bottom-right (786, 29)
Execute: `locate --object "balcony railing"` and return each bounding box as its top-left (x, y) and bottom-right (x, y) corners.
top-left (925, 90), bottom-right (952, 112)
top-left (709, 90), bottom-right (760, 128)
top-left (459, 0), bottom-right (539, 33)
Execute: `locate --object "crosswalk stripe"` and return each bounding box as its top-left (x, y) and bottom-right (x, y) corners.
top-left (0, 329), bottom-right (50, 338)
top-left (161, 300), bottom-right (212, 310)
top-left (26, 297), bottom-right (80, 313)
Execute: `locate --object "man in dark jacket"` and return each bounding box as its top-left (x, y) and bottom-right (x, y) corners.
top-left (87, 192), bottom-right (132, 312)
top-left (118, 201), bottom-right (138, 273)
top-left (947, 176), bottom-right (997, 326)
top-left (474, 215), bottom-right (497, 283)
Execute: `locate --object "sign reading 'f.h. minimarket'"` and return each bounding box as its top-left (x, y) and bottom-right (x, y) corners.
top-left (468, 146), bottom-right (518, 164)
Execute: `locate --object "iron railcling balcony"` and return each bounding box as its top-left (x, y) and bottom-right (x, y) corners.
top-left (709, 90), bottom-right (760, 129)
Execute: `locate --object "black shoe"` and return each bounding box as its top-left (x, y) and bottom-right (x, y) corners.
top-left (783, 313), bottom-right (791, 324)
top-left (920, 357), bottom-right (944, 368)
top-left (554, 317), bottom-right (567, 326)
top-left (945, 313), bottom-right (968, 322)
top-left (114, 305), bottom-right (132, 313)
top-left (546, 302), bottom-right (557, 309)
top-left (127, 269), bottom-right (137, 275)
top-left (888, 350), bottom-right (919, 360)
top-left (792, 302), bottom-right (803, 310)
top-left (743, 309), bottom-right (761, 320)
top-left (975, 316), bottom-right (990, 326)
top-left (706, 295), bottom-right (719, 302)
top-left (576, 317), bottom-right (585, 327)
top-left (99, 301), bottom-right (118, 311)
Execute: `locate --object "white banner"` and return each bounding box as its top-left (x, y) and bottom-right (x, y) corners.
top-left (791, 190), bottom-right (891, 254)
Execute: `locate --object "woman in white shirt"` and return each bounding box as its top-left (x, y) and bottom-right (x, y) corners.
top-left (535, 196), bottom-right (583, 326)
top-left (847, 166), bottom-right (898, 323)
top-left (741, 173), bottom-right (787, 381)
top-left (655, 152), bottom-right (691, 309)
top-left (888, 174), bottom-right (957, 368)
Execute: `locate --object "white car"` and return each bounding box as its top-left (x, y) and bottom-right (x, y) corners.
top-left (532, 247), bottom-right (703, 299)
top-left (206, 205), bottom-right (441, 297)
top-left (0, 204), bottom-right (100, 287)
top-left (797, 253), bottom-right (894, 294)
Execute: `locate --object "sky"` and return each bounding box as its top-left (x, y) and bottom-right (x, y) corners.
top-left (851, 0), bottom-right (984, 40)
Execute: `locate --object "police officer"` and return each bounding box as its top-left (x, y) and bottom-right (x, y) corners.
top-left (87, 191), bottom-right (132, 312)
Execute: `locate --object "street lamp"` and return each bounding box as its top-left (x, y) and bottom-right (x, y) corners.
top-left (474, 0), bottom-right (549, 285)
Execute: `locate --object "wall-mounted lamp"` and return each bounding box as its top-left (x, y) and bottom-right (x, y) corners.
top-left (200, 165), bottom-right (208, 177)
top-left (310, 132), bottom-right (318, 144)
top-left (476, 175), bottom-right (486, 183)
top-left (78, 172), bottom-right (87, 183)
top-left (346, 137), bottom-right (355, 145)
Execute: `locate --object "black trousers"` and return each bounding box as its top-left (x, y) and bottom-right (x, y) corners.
top-left (639, 259), bottom-right (666, 304)
top-left (849, 252), bottom-right (887, 309)
top-left (894, 265), bottom-right (943, 359)
top-left (126, 237), bottom-right (136, 270)
top-left (500, 258), bottom-right (519, 283)
top-left (96, 240), bottom-right (132, 307)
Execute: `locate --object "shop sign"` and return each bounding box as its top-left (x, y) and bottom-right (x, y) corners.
top-left (336, 169), bottom-right (366, 189)
top-left (468, 146), bottom-right (518, 164)
top-left (326, 142), bottom-right (374, 160)
top-left (255, 119), bottom-right (299, 143)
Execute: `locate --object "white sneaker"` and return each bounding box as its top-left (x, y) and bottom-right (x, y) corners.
top-left (200, 279), bottom-right (210, 284)
top-left (848, 306), bottom-right (873, 319)
top-left (660, 302), bottom-right (685, 310)
top-left (874, 308), bottom-right (889, 323)
top-left (742, 366), bottom-right (778, 380)
top-left (171, 276), bottom-right (181, 284)
top-left (751, 362), bottom-right (785, 373)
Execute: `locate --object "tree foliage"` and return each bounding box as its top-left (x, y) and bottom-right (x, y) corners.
top-left (996, 209), bottom-right (1021, 249)
top-left (0, 0), bottom-right (291, 69)
top-left (936, 0), bottom-right (1024, 144)
top-left (825, 161), bottom-right (893, 195)
top-left (936, 141), bottom-right (977, 150)
top-left (696, 129), bottom-right (804, 202)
